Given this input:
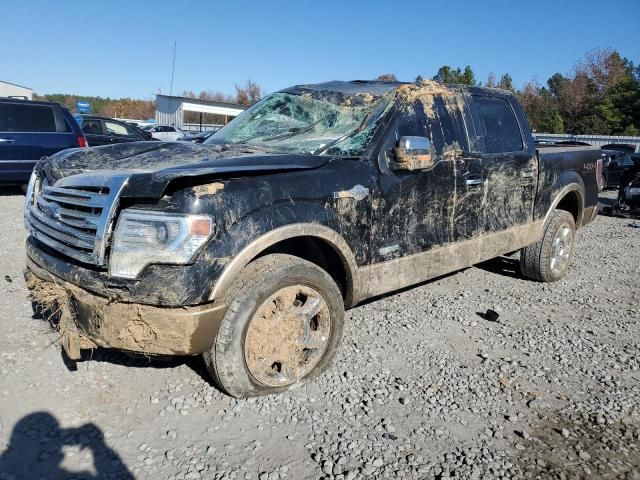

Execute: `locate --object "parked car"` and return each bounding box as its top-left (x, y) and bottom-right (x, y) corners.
top-left (601, 149), bottom-right (636, 188)
top-left (0, 98), bottom-right (87, 189)
top-left (179, 130), bottom-right (215, 144)
top-left (145, 124), bottom-right (186, 142)
top-left (24, 80), bottom-right (599, 397)
top-left (74, 115), bottom-right (152, 146)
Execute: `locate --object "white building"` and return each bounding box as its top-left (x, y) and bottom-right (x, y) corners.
top-left (155, 94), bottom-right (246, 131)
top-left (0, 80), bottom-right (33, 100)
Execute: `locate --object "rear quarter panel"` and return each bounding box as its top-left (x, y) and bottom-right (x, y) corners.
top-left (534, 146), bottom-right (600, 226)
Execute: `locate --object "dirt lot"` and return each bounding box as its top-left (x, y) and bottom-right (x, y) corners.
top-left (0, 188), bottom-right (638, 480)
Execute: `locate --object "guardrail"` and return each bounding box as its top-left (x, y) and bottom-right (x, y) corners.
top-left (183, 123), bottom-right (223, 132)
top-left (533, 133), bottom-right (640, 152)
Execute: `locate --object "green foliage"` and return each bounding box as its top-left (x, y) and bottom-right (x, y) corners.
top-left (433, 65), bottom-right (477, 86)
top-left (462, 49), bottom-right (640, 135)
top-left (33, 93), bottom-right (155, 119)
top-left (498, 74), bottom-right (513, 91)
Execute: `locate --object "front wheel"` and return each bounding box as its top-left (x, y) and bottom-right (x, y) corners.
top-left (520, 210), bottom-right (576, 282)
top-left (203, 254), bottom-right (344, 398)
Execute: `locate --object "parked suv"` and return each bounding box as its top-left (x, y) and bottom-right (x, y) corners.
top-left (75, 115), bottom-right (152, 147)
top-left (145, 124), bottom-right (186, 142)
top-left (0, 98), bottom-right (86, 188)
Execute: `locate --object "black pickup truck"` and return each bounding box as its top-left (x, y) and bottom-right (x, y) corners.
top-left (24, 80), bottom-right (600, 397)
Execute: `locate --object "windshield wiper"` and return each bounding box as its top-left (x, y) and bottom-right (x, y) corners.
top-left (312, 110), bottom-right (374, 155)
top-left (260, 117), bottom-right (326, 142)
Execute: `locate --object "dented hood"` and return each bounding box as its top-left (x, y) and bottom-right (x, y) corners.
top-left (39, 141), bottom-right (331, 198)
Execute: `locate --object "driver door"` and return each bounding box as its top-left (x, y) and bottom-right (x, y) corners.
top-left (364, 96), bottom-right (482, 297)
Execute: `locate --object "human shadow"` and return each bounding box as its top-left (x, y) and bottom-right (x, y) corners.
top-left (0, 412), bottom-right (134, 479)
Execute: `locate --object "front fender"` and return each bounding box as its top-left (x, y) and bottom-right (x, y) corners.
top-left (201, 201), bottom-right (361, 306)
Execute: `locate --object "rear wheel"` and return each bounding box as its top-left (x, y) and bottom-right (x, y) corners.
top-left (203, 254), bottom-right (344, 398)
top-left (520, 210), bottom-right (576, 282)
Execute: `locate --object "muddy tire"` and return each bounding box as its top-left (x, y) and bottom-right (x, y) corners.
top-left (520, 210), bottom-right (576, 282)
top-left (203, 254), bottom-right (344, 398)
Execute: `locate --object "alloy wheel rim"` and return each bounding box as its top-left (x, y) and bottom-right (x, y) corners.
top-left (550, 224), bottom-right (573, 276)
top-left (244, 285), bottom-right (331, 387)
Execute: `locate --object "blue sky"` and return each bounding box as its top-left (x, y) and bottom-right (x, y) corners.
top-left (3, 0), bottom-right (639, 100)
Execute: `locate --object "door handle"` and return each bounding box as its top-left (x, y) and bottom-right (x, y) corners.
top-left (465, 178), bottom-right (483, 186)
top-left (0, 138), bottom-right (16, 143)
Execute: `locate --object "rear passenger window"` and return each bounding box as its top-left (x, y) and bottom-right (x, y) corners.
top-left (82, 119), bottom-right (103, 135)
top-left (0, 104), bottom-right (57, 132)
top-left (471, 97), bottom-right (523, 154)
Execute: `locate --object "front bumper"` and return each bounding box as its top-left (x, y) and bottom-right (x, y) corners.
top-left (26, 256), bottom-right (226, 359)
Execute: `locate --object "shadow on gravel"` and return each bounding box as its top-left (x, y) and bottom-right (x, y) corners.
top-left (72, 347), bottom-right (214, 385)
top-left (29, 303), bottom-right (217, 390)
top-left (0, 186), bottom-right (24, 196)
top-left (475, 256), bottom-right (523, 279)
top-left (0, 411), bottom-right (133, 479)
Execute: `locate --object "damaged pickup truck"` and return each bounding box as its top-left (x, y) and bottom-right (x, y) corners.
top-left (24, 80), bottom-right (600, 397)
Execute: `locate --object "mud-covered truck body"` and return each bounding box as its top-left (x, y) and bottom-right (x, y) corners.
top-left (25, 80), bottom-right (600, 397)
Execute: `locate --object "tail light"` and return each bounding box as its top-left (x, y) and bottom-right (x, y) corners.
top-left (76, 135), bottom-right (88, 148)
top-left (596, 158), bottom-right (603, 178)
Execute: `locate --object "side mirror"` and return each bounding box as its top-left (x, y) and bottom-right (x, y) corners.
top-left (390, 136), bottom-right (434, 171)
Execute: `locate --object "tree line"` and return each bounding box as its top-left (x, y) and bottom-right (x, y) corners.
top-left (377, 48), bottom-right (639, 135)
top-left (33, 80), bottom-right (262, 121)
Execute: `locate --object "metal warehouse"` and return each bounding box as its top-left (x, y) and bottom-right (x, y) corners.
top-left (155, 94), bottom-right (246, 131)
top-left (0, 80), bottom-right (33, 100)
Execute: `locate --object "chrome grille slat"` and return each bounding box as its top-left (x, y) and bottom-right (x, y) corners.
top-left (25, 174), bottom-right (129, 266)
top-left (36, 195), bottom-right (101, 222)
top-left (29, 206), bottom-right (96, 247)
top-left (29, 217), bottom-right (94, 250)
top-left (41, 192), bottom-right (107, 209)
top-left (30, 230), bottom-right (94, 264)
top-left (43, 186), bottom-right (96, 200)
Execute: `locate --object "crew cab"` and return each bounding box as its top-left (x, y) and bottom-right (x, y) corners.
top-left (24, 80), bottom-right (599, 397)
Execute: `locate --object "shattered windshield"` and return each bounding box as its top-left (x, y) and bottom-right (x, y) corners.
top-left (205, 90), bottom-right (393, 156)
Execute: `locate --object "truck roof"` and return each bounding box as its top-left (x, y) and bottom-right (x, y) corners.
top-left (282, 80), bottom-right (515, 101)
top-left (281, 80), bottom-right (407, 96)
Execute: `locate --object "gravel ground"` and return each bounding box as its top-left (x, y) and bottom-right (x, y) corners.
top-left (0, 188), bottom-right (638, 480)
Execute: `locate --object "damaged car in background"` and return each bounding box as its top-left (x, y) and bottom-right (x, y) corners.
top-left (24, 80), bottom-right (600, 397)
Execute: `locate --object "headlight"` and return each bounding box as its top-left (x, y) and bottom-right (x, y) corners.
top-left (109, 210), bottom-right (213, 279)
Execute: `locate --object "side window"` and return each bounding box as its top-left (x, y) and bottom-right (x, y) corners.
top-left (166, 126), bottom-right (176, 132)
top-left (621, 155), bottom-right (634, 167)
top-left (470, 96), bottom-right (523, 154)
top-left (82, 119), bottom-right (103, 135)
top-left (0, 104), bottom-right (57, 132)
top-left (105, 121), bottom-right (135, 137)
top-left (379, 101), bottom-right (430, 158)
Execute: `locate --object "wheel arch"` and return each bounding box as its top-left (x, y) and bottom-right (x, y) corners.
top-left (208, 223), bottom-right (361, 307)
top-left (544, 182), bottom-right (585, 228)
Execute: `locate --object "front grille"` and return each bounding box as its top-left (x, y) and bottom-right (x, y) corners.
top-left (25, 173), bottom-right (129, 265)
